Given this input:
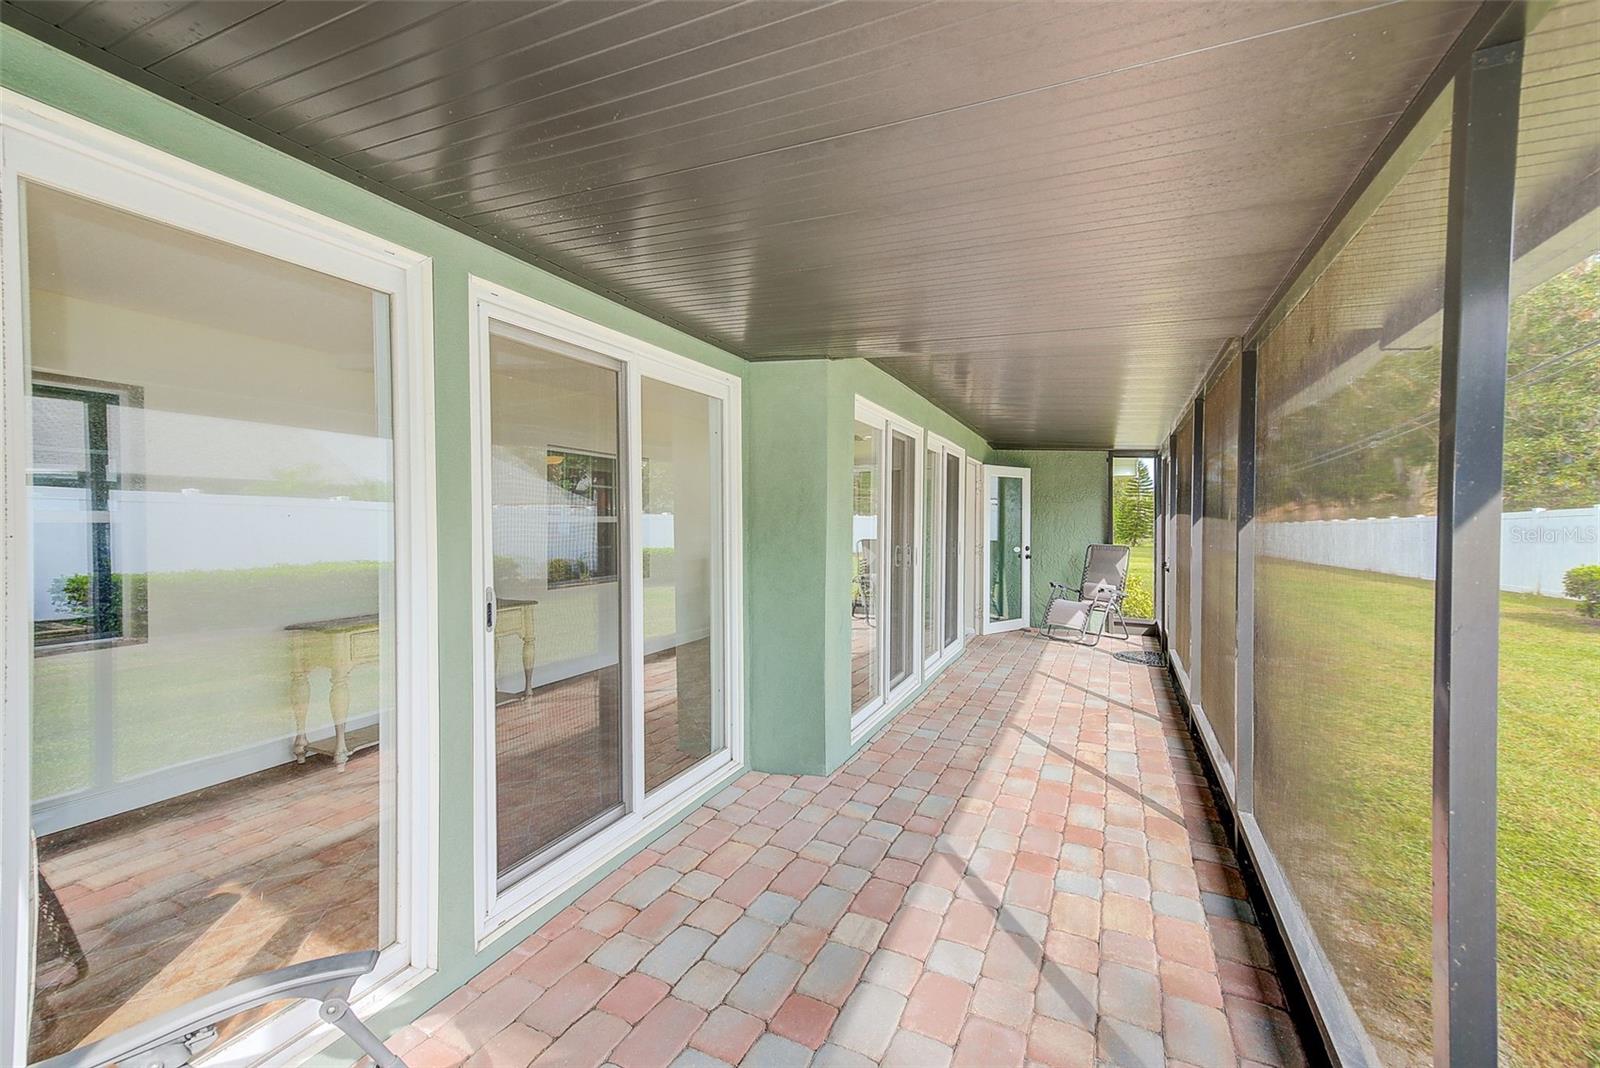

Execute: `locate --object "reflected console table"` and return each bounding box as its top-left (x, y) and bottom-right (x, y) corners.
top-left (286, 599), bottom-right (536, 766)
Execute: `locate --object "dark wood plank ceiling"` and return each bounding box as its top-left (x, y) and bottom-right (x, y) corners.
top-left (3, 0), bottom-right (1484, 446)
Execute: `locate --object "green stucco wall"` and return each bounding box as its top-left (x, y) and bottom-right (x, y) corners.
top-left (742, 358), bottom-right (992, 774)
top-left (989, 450), bottom-right (1110, 627)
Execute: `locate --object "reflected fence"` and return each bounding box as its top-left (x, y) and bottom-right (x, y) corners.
top-left (1260, 505), bottom-right (1599, 596)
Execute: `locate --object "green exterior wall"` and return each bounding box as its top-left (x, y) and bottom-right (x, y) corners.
top-left (743, 358), bottom-right (992, 774)
top-left (989, 450), bottom-right (1110, 627)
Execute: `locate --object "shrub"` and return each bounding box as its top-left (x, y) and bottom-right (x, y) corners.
top-left (1122, 572), bottom-right (1154, 619)
top-left (1563, 564), bottom-right (1600, 618)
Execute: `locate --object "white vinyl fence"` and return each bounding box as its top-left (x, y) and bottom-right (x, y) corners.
top-left (1260, 505), bottom-right (1600, 597)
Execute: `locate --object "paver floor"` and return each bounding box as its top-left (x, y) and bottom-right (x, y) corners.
top-left (392, 630), bottom-right (1308, 1068)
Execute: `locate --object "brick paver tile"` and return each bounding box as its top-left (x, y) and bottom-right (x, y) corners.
top-left (742, 1032), bottom-right (814, 1068)
top-left (952, 1015), bottom-right (1026, 1068)
top-left (725, 951), bottom-right (804, 1018)
top-left (437, 977), bottom-right (544, 1051)
top-left (900, 970), bottom-right (972, 1045)
top-left (881, 1028), bottom-right (954, 1068)
top-left (770, 993), bottom-right (840, 1049)
top-left (599, 972), bottom-right (671, 1024)
top-left (530, 1010), bottom-right (628, 1068)
top-left (640, 926), bottom-right (716, 983)
top-left (939, 899), bottom-right (996, 949)
top-left (689, 1006), bottom-right (764, 1064)
top-left (673, 959), bottom-right (740, 1011)
top-left (829, 982), bottom-right (907, 1059)
top-left (1097, 1015), bottom-right (1165, 1068)
top-left (1027, 1016), bottom-right (1094, 1067)
top-left (1165, 996), bottom-right (1237, 1068)
top-left (462, 1022), bottom-right (552, 1067)
top-left (520, 964), bottom-right (618, 1037)
top-left (610, 998), bottom-right (707, 1068)
top-left (796, 940), bottom-right (869, 1006)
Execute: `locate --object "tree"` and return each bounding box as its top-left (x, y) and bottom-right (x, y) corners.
top-left (1113, 463), bottom-right (1154, 546)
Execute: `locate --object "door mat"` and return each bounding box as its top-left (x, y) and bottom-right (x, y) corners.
top-left (1112, 650), bottom-right (1166, 667)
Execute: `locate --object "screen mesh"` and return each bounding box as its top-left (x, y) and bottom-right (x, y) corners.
top-left (1498, 3), bottom-right (1600, 1060)
top-left (1253, 99), bottom-right (1452, 1065)
top-left (1171, 412), bottom-right (1195, 675)
top-left (1201, 356), bottom-right (1241, 767)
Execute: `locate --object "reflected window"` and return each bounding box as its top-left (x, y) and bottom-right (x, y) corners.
top-left (32, 379), bottom-right (147, 649)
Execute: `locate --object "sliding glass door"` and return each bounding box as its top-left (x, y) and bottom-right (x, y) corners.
top-left (851, 401), bottom-right (923, 731)
top-left (921, 434), bottom-right (967, 667)
top-left (4, 131), bottom-right (430, 1064)
top-left (888, 430), bottom-right (917, 693)
top-left (471, 285), bottom-right (740, 935)
top-left (486, 327), bottom-right (627, 884)
top-left (850, 421), bottom-right (883, 714)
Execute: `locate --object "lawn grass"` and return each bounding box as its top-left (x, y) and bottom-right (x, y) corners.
top-left (1125, 541), bottom-right (1156, 617)
top-left (1255, 558), bottom-right (1598, 1066)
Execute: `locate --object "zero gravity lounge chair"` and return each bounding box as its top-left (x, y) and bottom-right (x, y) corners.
top-left (1043, 544), bottom-right (1132, 646)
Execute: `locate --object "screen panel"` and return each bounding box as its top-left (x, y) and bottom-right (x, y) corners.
top-left (1201, 358), bottom-right (1241, 766)
top-left (1172, 411), bottom-right (1195, 674)
top-left (1254, 101), bottom-right (1453, 1065)
top-left (1499, 3), bottom-right (1600, 1061)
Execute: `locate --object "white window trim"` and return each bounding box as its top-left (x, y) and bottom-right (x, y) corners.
top-left (467, 277), bottom-right (745, 949)
top-left (0, 92), bottom-right (439, 1066)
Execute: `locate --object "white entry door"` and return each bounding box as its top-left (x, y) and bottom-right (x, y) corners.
top-left (982, 466), bottom-right (1031, 633)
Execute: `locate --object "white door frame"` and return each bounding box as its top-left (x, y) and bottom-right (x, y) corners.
top-left (467, 278), bottom-right (744, 948)
top-left (924, 433), bottom-right (966, 672)
top-left (0, 92), bottom-right (439, 1066)
top-left (850, 398), bottom-right (923, 741)
top-left (982, 465), bottom-right (1032, 634)
top-left (966, 457), bottom-right (983, 638)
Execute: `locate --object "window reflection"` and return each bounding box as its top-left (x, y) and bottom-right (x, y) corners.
top-left (26, 185), bottom-right (396, 1060)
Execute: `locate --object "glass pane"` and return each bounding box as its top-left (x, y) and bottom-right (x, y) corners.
top-left (1111, 456), bottom-right (1157, 619)
top-left (851, 422), bottom-right (882, 712)
top-left (989, 474), bottom-right (1024, 623)
top-left (923, 447), bottom-right (939, 656)
top-left (969, 462), bottom-right (983, 635)
top-left (1501, 3), bottom-right (1600, 1061)
top-left (1172, 413), bottom-right (1194, 670)
top-left (490, 327), bottom-right (624, 877)
top-left (1202, 361), bottom-right (1240, 766)
top-left (26, 184), bottom-right (396, 1059)
top-left (889, 431), bottom-right (916, 688)
top-left (1255, 103), bottom-right (1452, 1063)
top-left (641, 378), bottom-right (722, 793)
top-left (943, 452), bottom-right (960, 647)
